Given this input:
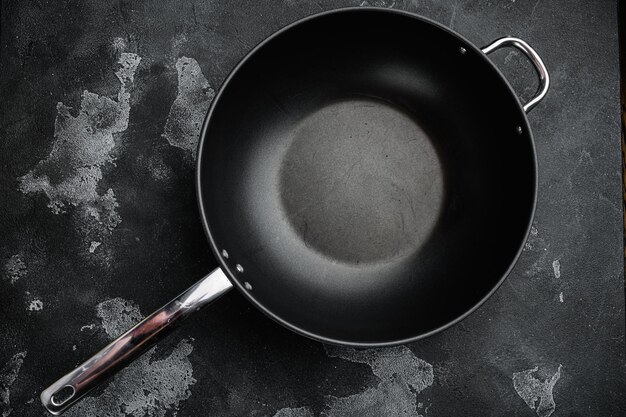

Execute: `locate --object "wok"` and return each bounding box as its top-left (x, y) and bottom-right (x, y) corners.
top-left (42, 8), bottom-right (548, 414)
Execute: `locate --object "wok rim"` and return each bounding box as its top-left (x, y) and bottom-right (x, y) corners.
top-left (196, 6), bottom-right (539, 347)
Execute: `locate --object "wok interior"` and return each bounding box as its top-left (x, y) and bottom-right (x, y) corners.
top-left (199, 9), bottom-right (535, 344)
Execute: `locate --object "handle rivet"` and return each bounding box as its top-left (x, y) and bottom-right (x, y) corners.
top-left (516, 126), bottom-right (523, 134)
top-left (244, 282), bottom-right (253, 290)
top-left (236, 264), bottom-right (244, 273)
top-left (459, 47), bottom-right (467, 54)
top-left (221, 250), bottom-right (229, 259)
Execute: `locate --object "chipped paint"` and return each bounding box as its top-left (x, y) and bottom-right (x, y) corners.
top-left (95, 297), bottom-right (143, 338)
top-left (26, 298), bottom-right (43, 311)
top-left (163, 57), bottom-right (214, 157)
top-left (88, 241), bottom-right (102, 253)
top-left (559, 292), bottom-right (564, 303)
top-left (65, 340), bottom-right (196, 417)
top-left (80, 324), bottom-right (95, 332)
top-left (4, 255), bottom-right (27, 284)
top-left (324, 345), bottom-right (433, 416)
top-left (552, 260), bottom-right (561, 279)
top-left (273, 406), bottom-right (315, 417)
top-left (19, 53), bottom-right (140, 234)
top-left (513, 365), bottom-right (562, 417)
top-left (0, 351), bottom-right (26, 417)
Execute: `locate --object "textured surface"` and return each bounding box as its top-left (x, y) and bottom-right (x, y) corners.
top-left (0, 0), bottom-right (623, 416)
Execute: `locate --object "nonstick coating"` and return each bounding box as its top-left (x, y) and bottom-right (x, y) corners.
top-left (197, 8), bottom-right (537, 346)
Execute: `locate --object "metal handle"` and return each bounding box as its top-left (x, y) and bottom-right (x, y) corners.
top-left (481, 37), bottom-right (549, 113)
top-left (40, 267), bottom-right (233, 415)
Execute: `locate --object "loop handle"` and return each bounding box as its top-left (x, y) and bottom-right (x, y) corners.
top-left (482, 37), bottom-right (550, 113)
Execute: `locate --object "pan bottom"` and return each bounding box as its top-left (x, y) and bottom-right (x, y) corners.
top-left (279, 97), bottom-right (446, 264)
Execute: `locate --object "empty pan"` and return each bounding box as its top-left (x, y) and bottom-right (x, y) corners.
top-left (42, 7), bottom-right (549, 414)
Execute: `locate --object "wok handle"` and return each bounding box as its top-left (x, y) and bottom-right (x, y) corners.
top-left (481, 37), bottom-right (549, 113)
top-left (40, 267), bottom-right (232, 415)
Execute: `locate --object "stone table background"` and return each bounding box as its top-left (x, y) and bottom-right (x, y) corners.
top-left (1, 0), bottom-right (624, 416)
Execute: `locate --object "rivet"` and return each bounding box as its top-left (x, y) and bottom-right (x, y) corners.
top-left (236, 264), bottom-right (244, 273)
top-left (244, 282), bottom-right (253, 291)
top-left (221, 250), bottom-right (229, 259)
top-left (459, 46), bottom-right (467, 54)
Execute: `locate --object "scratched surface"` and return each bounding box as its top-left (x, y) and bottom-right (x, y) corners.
top-left (1, 0), bottom-right (624, 416)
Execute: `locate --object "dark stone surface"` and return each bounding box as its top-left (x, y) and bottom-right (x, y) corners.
top-left (1, 0), bottom-right (623, 416)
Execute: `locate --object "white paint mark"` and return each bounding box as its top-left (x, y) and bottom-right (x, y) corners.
top-left (273, 406), bottom-right (314, 417)
top-left (324, 346), bottom-right (433, 416)
top-left (326, 346), bottom-right (433, 393)
top-left (19, 53), bottom-right (140, 234)
top-left (26, 398), bottom-right (34, 404)
top-left (96, 298), bottom-right (143, 338)
top-left (324, 382), bottom-right (414, 416)
top-left (27, 298), bottom-right (43, 311)
top-left (552, 260), bottom-right (561, 279)
top-left (504, 50), bottom-right (519, 64)
top-left (89, 241), bottom-right (102, 253)
top-left (524, 226), bottom-right (539, 251)
top-left (513, 365), bottom-right (562, 417)
top-left (111, 37), bottom-right (127, 53)
top-left (72, 345), bottom-right (77, 351)
top-left (359, 0), bottom-right (396, 7)
top-left (0, 351), bottom-right (27, 417)
top-left (163, 57), bottom-right (214, 157)
top-left (4, 255), bottom-right (27, 284)
top-left (80, 324), bottom-right (95, 332)
top-left (171, 33), bottom-right (187, 55)
top-left (136, 154), bottom-right (172, 181)
top-left (559, 292), bottom-right (564, 303)
top-left (448, 2), bottom-right (459, 29)
top-left (529, 0), bottom-right (543, 23)
top-left (524, 226), bottom-right (549, 276)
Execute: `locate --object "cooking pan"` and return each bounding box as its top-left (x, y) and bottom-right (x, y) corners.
top-left (41, 7), bottom-right (548, 414)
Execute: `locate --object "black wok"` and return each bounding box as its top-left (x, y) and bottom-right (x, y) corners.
top-left (42, 8), bottom-right (548, 414)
